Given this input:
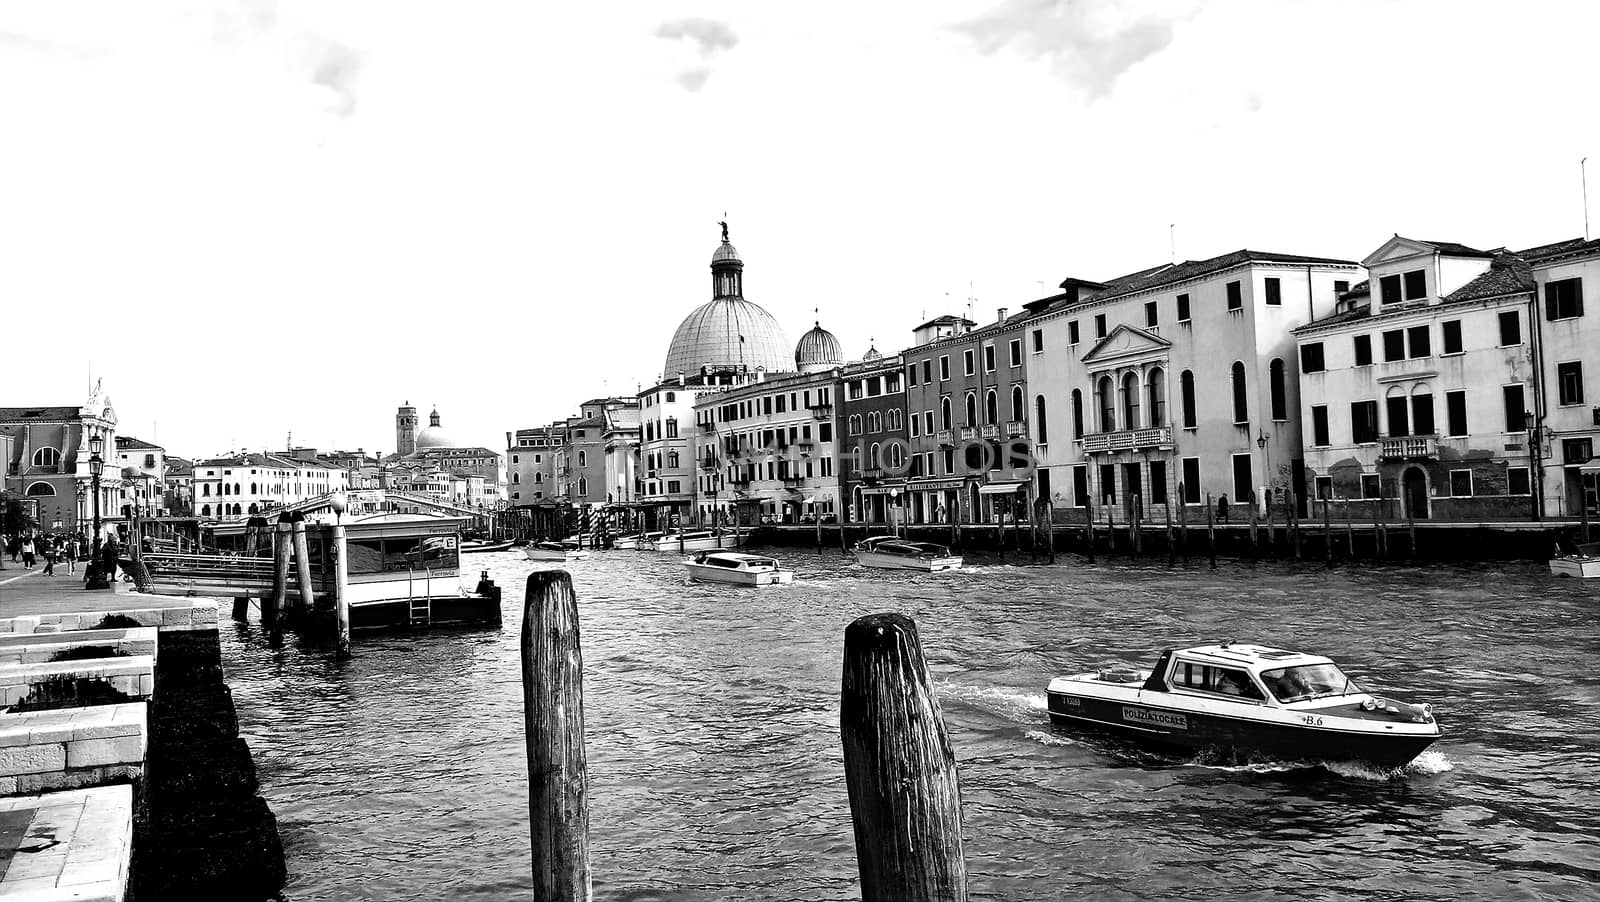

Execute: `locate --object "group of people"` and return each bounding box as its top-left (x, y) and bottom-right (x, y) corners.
top-left (4, 531), bottom-right (85, 576)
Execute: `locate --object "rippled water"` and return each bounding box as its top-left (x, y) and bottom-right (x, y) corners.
top-left (219, 549), bottom-right (1600, 901)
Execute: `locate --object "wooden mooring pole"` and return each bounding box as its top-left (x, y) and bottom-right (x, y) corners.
top-left (266, 514), bottom-right (291, 642)
top-left (521, 571), bottom-right (592, 902)
top-left (1041, 500), bottom-right (1055, 564)
top-left (1084, 497), bottom-right (1096, 564)
top-left (1248, 494), bottom-right (1259, 560)
top-left (840, 613), bottom-right (968, 902)
top-left (1165, 501), bottom-right (1174, 566)
top-left (291, 512), bottom-right (316, 620)
top-left (333, 522), bottom-right (350, 658)
top-left (1344, 498), bottom-right (1355, 560)
top-left (1322, 496), bottom-right (1333, 567)
top-left (1205, 492), bottom-right (1217, 569)
top-left (1178, 489), bottom-right (1189, 564)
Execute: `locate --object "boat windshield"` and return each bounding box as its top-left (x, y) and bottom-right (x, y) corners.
top-left (1259, 663), bottom-right (1358, 703)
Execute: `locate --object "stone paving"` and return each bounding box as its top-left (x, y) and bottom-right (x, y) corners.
top-left (0, 785), bottom-right (130, 901)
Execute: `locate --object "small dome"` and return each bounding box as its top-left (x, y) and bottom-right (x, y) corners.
top-left (863, 342), bottom-right (883, 362)
top-left (795, 322), bottom-right (843, 373)
top-left (712, 241), bottom-right (742, 265)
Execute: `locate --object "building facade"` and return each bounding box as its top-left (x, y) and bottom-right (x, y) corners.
top-left (506, 425), bottom-right (564, 508)
top-left (193, 452), bottom-right (347, 520)
top-left (0, 382), bottom-right (121, 535)
top-left (839, 353), bottom-right (908, 524)
top-left (114, 436), bottom-right (165, 519)
top-left (694, 370), bottom-right (840, 525)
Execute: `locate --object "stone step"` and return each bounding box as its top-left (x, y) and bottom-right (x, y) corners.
top-left (0, 703), bottom-right (147, 796)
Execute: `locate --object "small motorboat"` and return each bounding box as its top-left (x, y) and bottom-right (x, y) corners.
top-left (523, 542), bottom-right (590, 562)
top-left (1549, 541), bottom-right (1600, 578)
top-left (611, 532), bottom-right (662, 551)
top-left (651, 531), bottom-right (739, 553)
top-left (1045, 642), bottom-right (1441, 768)
top-left (461, 540), bottom-right (515, 554)
top-left (683, 551), bottom-right (794, 586)
top-left (852, 536), bottom-right (962, 572)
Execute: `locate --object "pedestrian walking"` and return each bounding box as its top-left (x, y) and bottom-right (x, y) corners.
top-left (65, 536), bottom-right (79, 574)
top-left (41, 541), bottom-right (55, 576)
top-left (5, 533), bottom-right (18, 563)
top-left (20, 535), bottom-right (35, 569)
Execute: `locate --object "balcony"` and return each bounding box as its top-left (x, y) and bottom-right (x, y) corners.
top-left (959, 426), bottom-right (979, 442)
top-left (1006, 421), bottom-right (1028, 439)
top-left (1081, 425), bottom-right (1174, 455)
top-left (781, 473), bottom-right (804, 485)
top-left (699, 457), bottom-right (719, 471)
top-left (980, 424), bottom-right (1000, 440)
top-left (730, 474), bottom-right (752, 486)
top-left (936, 430), bottom-right (955, 448)
top-left (699, 421), bottom-right (717, 433)
top-left (809, 402), bottom-right (834, 419)
top-left (1379, 435), bottom-right (1438, 460)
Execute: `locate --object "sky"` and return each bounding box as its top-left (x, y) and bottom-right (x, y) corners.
top-left (3, 0), bottom-right (1596, 459)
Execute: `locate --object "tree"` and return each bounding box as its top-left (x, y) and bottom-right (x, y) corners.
top-left (1, 492), bottom-right (39, 535)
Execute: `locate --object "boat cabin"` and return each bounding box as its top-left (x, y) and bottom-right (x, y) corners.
top-left (1142, 644), bottom-right (1353, 707)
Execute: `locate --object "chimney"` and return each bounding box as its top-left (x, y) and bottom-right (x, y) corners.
top-left (997, 307), bottom-right (1008, 323)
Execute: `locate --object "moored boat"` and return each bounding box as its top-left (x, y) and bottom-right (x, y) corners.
top-left (648, 530), bottom-right (739, 553)
top-left (523, 542), bottom-right (590, 562)
top-left (611, 532), bottom-right (662, 551)
top-left (1549, 541), bottom-right (1600, 578)
top-left (683, 551), bottom-right (794, 586)
top-left (852, 536), bottom-right (962, 571)
top-left (1045, 643), bottom-right (1441, 768)
top-left (461, 540), bottom-right (515, 553)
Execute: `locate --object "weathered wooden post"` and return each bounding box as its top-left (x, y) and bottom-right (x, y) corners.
top-left (1131, 496), bottom-right (1143, 558)
top-left (291, 511), bottom-right (316, 618)
top-left (1248, 492), bottom-right (1260, 560)
top-left (1178, 486), bottom-right (1189, 563)
top-left (1289, 489), bottom-right (1302, 561)
top-left (840, 613), bottom-right (968, 902)
top-left (1165, 501), bottom-right (1174, 566)
top-left (1344, 498), bottom-right (1355, 560)
top-left (521, 571), bottom-right (591, 902)
top-left (1084, 497), bottom-right (1096, 564)
top-left (1267, 497), bottom-right (1278, 557)
top-left (1377, 490), bottom-right (1388, 559)
top-left (816, 508), bottom-right (824, 553)
top-left (1406, 500), bottom-right (1418, 558)
top-left (1040, 499), bottom-right (1056, 564)
top-left (1205, 492), bottom-right (1217, 569)
top-left (332, 523), bottom-right (350, 657)
top-left (1322, 495), bottom-right (1333, 567)
top-left (232, 597), bottom-right (249, 622)
top-left (1106, 504), bottom-right (1117, 558)
top-left (266, 514), bottom-right (292, 639)
top-left (1582, 494), bottom-right (1591, 544)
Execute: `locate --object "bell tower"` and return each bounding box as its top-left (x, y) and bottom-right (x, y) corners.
top-left (396, 401), bottom-right (418, 456)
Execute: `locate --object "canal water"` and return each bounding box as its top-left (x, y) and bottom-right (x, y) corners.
top-left (219, 550), bottom-right (1600, 901)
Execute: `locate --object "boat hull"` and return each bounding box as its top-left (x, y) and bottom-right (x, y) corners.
top-left (684, 563), bottom-right (794, 586)
top-left (523, 548), bottom-right (589, 562)
top-left (1549, 556), bottom-right (1600, 578)
top-left (461, 541), bottom-right (514, 553)
top-left (1046, 689), bottom-right (1437, 769)
top-left (854, 551), bottom-right (962, 571)
top-left (650, 535), bottom-right (740, 553)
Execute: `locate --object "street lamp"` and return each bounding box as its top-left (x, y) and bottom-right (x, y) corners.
top-left (1256, 429), bottom-right (1271, 512)
top-left (84, 433), bottom-right (110, 590)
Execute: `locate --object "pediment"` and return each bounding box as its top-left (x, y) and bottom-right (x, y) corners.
top-left (1081, 324), bottom-right (1171, 365)
top-left (1361, 235), bottom-right (1434, 268)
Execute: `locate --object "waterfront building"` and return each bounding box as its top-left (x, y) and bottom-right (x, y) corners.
top-left (192, 451), bottom-right (347, 520)
top-left (163, 456), bottom-right (195, 516)
top-left (506, 425), bottom-right (564, 508)
top-left (637, 379), bottom-right (706, 530)
top-left (838, 349), bottom-right (908, 524)
top-left (1027, 249), bottom-right (1362, 523)
top-left (385, 407), bottom-right (505, 503)
top-left (1295, 236), bottom-right (1599, 520)
top-left (0, 381), bottom-right (121, 534)
top-left (901, 308), bottom-right (1038, 527)
top-left (554, 398), bottom-right (640, 512)
top-left (114, 436), bottom-right (165, 518)
top-left (693, 369), bottom-right (840, 525)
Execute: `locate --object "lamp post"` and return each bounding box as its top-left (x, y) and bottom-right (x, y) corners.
top-left (84, 433), bottom-right (110, 590)
top-left (1526, 412), bottom-right (1542, 522)
top-left (1256, 429), bottom-right (1270, 512)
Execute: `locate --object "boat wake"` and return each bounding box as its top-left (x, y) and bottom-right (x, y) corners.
top-left (1022, 729), bottom-right (1075, 747)
top-left (938, 684), bottom-right (1049, 724)
top-left (1183, 747), bottom-right (1455, 781)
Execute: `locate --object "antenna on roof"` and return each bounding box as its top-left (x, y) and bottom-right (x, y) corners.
top-left (1169, 223), bottom-right (1176, 264)
top-left (1583, 157), bottom-right (1590, 241)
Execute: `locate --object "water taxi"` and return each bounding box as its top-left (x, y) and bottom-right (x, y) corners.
top-left (1549, 541), bottom-right (1600, 578)
top-left (852, 536), bottom-right (963, 572)
top-left (611, 532), bottom-right (662, 551)
top-left (683, 551), bottom-right (795, 586)
top-left (647, 531), bottom-right (739, 553)
top-left (1045, 643), bottom-right (1440, 768)
top-left (523, 542), bottom-right (590, 562)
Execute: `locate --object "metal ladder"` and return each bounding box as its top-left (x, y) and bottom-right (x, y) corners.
top-left (408, 567), bottom-right (432, 628)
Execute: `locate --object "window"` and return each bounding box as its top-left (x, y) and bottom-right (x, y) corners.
top-left (578, 477), bottom-right (588, 495)
top-left (1176, 293), bottom-right (1191, 322)
top-left (1099, 463), bottom-right (1116, 504)
top-left (1314, 476), bottom-right (1332, 500)
top-left (1446, 390), bottom-right (1468, 437)
top-left (939, 356), bottom-right (950, 381)
top-left (1300, 342), bottom-right (1325, 373)
top-left (940, 397), bottom-right (952, 430)
top-left (1032, 329), bottom-right (1044, 353)
top-left (1071, 390), bottom-right (1084, 439)
top-left (1072, 465), bottom-right (1090, 507)
top-left (1264, 277), bottom-right (1281, 306)
top-left (923, 359), bottom-right (932, 383)
top-left (1180, 370), bottom-right (1197, 428)
top-left (1380, 274), bottom-right (1401, 304)
top-left (1442, 320), bottom-right (1463, 354)
top-left (1558, 361), bottom-right (1585, 405)
top-left (30, 447), bottom-right (60, 468)
top-left (1231, 361), bottom-right (1248, 423)
top-left (25, 481), bottom-right (55, 496)
top-left (1334, 280), bottom-right (1350, 295)
top-left (986, 389), bottom-right (999, 424)
top-left (1386, 395), bottom-right (1410, 437)
top-left (1503, 384), bottom-right (1526, 431)
top-left (1121, 373), bottom-right (1140, 430)
top-left (1181, 457), bottom-right (1201, 504)
top-left (908, 365), bottom-right (918, 388)
top-left (1361, 473), bottom-right (1381, 499)
top-left (1227, 281), bottom-right (1242, 311)
top-left (1009, 339), bottom-right (1022, 367)
top-left (966, 393), bottom-right (978, 426)
top-left (1354, 334), bottom-right (1373, 366)
top-left (1010, 385), bottom-right (1024, 423)
top-left (1545, 278), bottom-right (1584, 320)
top-left (964, 349), bottom-right (975, 376)
top-left (1095, 314), bottom-right (1107, 339)
top-left (1351, 400), bottom-right (1379, 444)
top-left (666, 418), bottom-right (679, 438)
top-left (1269, 358), bottom-right (1287, 420)
top-left (1411, 392), bottom-right (1434, 436)
top-left (1311, 406), bottom-right (1329, 447)
top-left (1563, 438), bottom-right (1594, 464)
top-left (1068, 320), bottom-right (1080, 344)
top-left (1097, 376), bottom-right (1116, 432)
top-left (1498, 310), bottom-right (1521, 346)
top-left (1407, 325), bottom-right (1430, 358)
top-left (577, 450), bottom-right (587, 467)
top-left (1507, 466), bottom-right (1531, 495)
top-left (1404, 269), bottom-right (1426, 301)
top-left (1382, 330), bottom-right (1406, 362)
top-left (1449, 470), bottom-right (1473, 497)
top-left (1035, 396), bottom-right (1048, 443)
top-left (983, 345), bottom-right (995, 372)
top-left (1150, 460), bottom-right (1167, 505)
top-left (1147, 369), bottom-right (1166, 427)
top-left (1145, 300), bottom-right (1158, 327)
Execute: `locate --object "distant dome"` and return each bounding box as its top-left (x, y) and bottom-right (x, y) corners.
top-left (795, 322), bottom-right (843, 373)
top-left (863, 342), bottom-right (883, 362)
top-left (415, 408), bottom-right (453, 450)
top-left (664, 298), bottom-right (790, 377)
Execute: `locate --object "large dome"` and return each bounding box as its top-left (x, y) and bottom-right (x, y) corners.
top-left (414, 408), bottom-right (453, 450)
top-left (795, 322), bottom-right (843, 373)
top-left (663, 297), bottom-right (791, 378)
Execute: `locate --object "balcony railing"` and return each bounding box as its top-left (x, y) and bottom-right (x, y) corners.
top-left (980, 424), bottom-right (1000, 440)
top-left (781, 473), bottom-right (804, 484)
top-left (699, 457), bottom-right (719, 471)
top-left (1081, 424), bottom-right (1174, 454)
top-left (959, 426), bottom-right (979, 441)
top-left (699, 421), bottom-right (716, 433)
top-left (936, 430), bottom-right (955, 448)
top-left (1006, 421), bottom-right (1027, 439)
top-left (809, 402), bottom-right (834, 419)
top-left (1379, 435), bottom-right (1438, 460)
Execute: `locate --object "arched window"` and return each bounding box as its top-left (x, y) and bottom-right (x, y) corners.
top-left (234, 483), bottom-right (242, 496)
top-left (201, 504), bottom-right (211, 517)
top-left (202, 484), bottom-right (211, 496)
top-left (1010, 385), bottom-right (1024, 423)
top-left (667, 451), bottom-right (680, 468)
top-left (965, 393), bottom-right (978, 426)
top-left (1097, 376), bottom-right (1116, 432)
top-left (250, 482), bottom-right (258, 494)
top-left (578, 477), bottom-right (589, 495)
top-left (1231, 362), bottom-right (1249, 423)
top-left (31, 447), bottom-right (60, 469)
top-left (1147, 368), bottom-right (1166, 428)
top-left (1181, 370), bottom-right (1197, 428)
top-left (889, 442), bottom-right (905, 468)
top-left (232, 504), bottom-right (242, 516)
top-left (25, 481), bottom-right (55, 496)
top-left (1269, 358), bottom-right (1287, 420)
top-left (248, 503), bottom-right (259, 515)
top-left (577, 451), bottom-right (587, 467)
top-left (535, 473), bottom-right (543, 484)
top-left (941, 397), bottom-right (952, 430)
top-left (513, 473), bottom-right (521, 484)
top-left (222, 483), bottom-right (230, 496)
top-left (1071, 390), bottom-right (1084, 439)
top-left (985, 389), bottom-right (998, 425)
top-left (1121, 373), bottom-right (1141, 430)
top-left (869, 443), bottom-right (881, 468)
top-left (1035, 395), bottom-right (1049, 443)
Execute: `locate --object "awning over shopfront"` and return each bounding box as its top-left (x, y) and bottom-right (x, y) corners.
top-left (977, 480), bottom-right (1029, 495)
